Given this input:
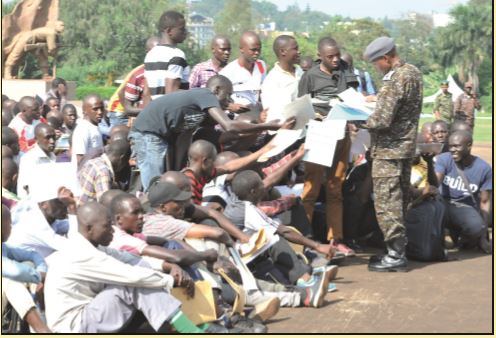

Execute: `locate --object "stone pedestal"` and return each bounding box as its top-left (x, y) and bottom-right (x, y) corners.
top-left (1, 79), bottom-right (76, 101)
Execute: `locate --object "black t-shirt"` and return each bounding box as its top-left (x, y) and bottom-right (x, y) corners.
top-left (131, 88), bottom-right (220, 139)
top-left (298, 60), bottom-right (359, 114)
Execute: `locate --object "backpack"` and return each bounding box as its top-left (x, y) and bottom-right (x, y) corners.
top-left (405, 197), bottom-right (447, 261)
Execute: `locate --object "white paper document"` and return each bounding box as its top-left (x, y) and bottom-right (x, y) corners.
top-left (327, 88), bottom-right (374, 120)
top-left (303, 119), bottom-right (347, 167)
top-left (281, 94), bottom-right (315, 130)
top-left (258, 129), bottom-right (302, 162)
top-left (27, 162), bottom-right (81, 202)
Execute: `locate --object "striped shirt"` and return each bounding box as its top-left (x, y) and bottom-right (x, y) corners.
top-left (124, 65), bottom-right (145, 107)
top-left (77, 154), bottom-right (115, 204)
top-left (142, 212), bottom-right (193, 241)
top-left (182, 168), bottom-right (216, 205)
top-left (144, 44), bottom-right (190, 100)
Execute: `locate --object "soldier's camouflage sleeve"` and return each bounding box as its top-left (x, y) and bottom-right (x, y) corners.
top-left (362, 74), bottom-right (403, 130)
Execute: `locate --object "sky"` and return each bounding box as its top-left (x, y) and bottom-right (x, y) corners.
top-left (265, 0), bottom-right (469, 19)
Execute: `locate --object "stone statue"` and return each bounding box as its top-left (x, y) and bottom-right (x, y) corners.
top-left (2, 0), bottom-right (62, 80)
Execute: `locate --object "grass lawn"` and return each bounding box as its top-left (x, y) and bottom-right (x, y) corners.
top-left (419, 116), bottom-right (493, 144)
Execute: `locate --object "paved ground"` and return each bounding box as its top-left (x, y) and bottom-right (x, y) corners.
top-left (267, 144), bottom-right (493, 334)
top-left (267, 247), bottom-right (493, 334)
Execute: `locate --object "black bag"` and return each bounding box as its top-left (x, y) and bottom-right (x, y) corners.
top-left (405, 197), bottom-right (447, 261)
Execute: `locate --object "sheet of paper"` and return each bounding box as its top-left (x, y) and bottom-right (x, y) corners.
top-left (228, 247), bottom-right (259, 291)
top-left (171, 281), bottom-right (217, 325)
top-left (258, 129), bottom-right (302, 162)
top-left (281, 94), bottom-right (315, 130)
top-left (328, 103), bottom-right (371, 120)
top-left (303, 119), bottom-right (346, 167)
top-left (242, 202), bottom-right (280, 264)
top-left (327, 88), bottom-right (374, 120)
top-left (27, 162), bottom-right (81, 202)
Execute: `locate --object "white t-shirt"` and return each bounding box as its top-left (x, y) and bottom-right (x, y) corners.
top-left (261, 63), bottom-right (304, 122)
top-left (71, 119), bottom-right (104, 163)
top-left (220, 59), bottom-right (267, 105)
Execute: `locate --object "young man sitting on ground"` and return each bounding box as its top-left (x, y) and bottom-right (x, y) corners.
top-left (433, 131), bottom-right (492, 254)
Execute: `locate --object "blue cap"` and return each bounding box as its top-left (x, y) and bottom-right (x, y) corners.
top-left (364, 37), bottom-right (395, 62)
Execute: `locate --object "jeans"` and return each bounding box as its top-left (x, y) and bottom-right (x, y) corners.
top-left (128, 131), bottom-right (167, 191)
top-left (445, 200), bottom-right (486, 248)
top-left (108, 112), bottom-right (129, 128)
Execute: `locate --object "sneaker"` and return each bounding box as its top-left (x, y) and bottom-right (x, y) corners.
top-left (313, 265), bottom-right (339, 281)
top-left (334, 242), bottom-right (356, 257)
top-left (327, 282), bottom-right (337, 293)
top-left (301, 272), bottom-right (327, 308)
top-left (247, 297), bottom-right (280, 322)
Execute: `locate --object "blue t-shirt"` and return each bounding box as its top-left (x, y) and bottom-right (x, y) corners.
top-left (435, 153), bottom-right (492, 208)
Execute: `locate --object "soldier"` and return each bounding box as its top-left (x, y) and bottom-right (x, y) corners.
top-left (360, 37), bottom-right (423, 272)
top-left (433, 81), bottom-right (454, 124)
top-left (454, 82), bottom-right (481, 130)
top-left (3, 20), bottom-right (64, 80)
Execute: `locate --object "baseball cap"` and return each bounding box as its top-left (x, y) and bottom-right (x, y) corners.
top-left (148, 181), bottom-right (191, 207)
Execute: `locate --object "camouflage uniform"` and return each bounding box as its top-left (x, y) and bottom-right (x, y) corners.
top-left (454, 93), bottom-right (481, 129)
top-left (362, 60), bottom-right (423, 244)
top-left (433, 92), bottom-right (454, 124)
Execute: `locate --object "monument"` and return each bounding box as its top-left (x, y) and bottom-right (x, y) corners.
top-left (1, 0), bottom-right (74, 100)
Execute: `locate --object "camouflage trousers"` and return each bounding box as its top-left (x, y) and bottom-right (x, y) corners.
top-left (371, 158), bottom-right (412, 243)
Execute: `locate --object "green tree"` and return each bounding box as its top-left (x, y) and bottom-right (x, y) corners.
top-left (432, 0), bottom-right (492, 93)
top-left (57, 0), bottom-right (185, 85)
top-left (215, 0), bottom-right (252, 38)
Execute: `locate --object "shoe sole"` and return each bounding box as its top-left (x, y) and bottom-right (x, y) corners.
top-left (368, 265), bottom-right (408, 272)
top-left (249, 297), bottom-right (280, 322)
top-left (313, 268), bottom-right (334, 308)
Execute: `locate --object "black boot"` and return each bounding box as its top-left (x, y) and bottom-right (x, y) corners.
top-left (368, 237), bottom-right (408, 272)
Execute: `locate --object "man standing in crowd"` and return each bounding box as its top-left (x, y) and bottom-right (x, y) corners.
top-left (298, 37), bottom-right (358, 256)
top-left (71, 94), bottom-right (105, 165)
top-left (39, 78), bottom-right (68, 109)
top-left (129, 75), bottom-right (293, 190)
top-left (454, 81), bottom-right (481, 129)
top-left (360, 36), bottom-right (423, 272)
top-left (8, 96), bottom-right (41, 153)
top-left (189, 35), bottom-right (232, 89)
top-left (433, 81), bottom-right (454, 125)
top-left (17, 123), bottom-right (57, 199)
top-left (220, 31), bottom-right (266, 112)
top-left (434, 131), bottom-right (492, 254)
top-left (144, 11), bottom-right (189, 100)
top-left (261, 35), bottom-right (303, 122)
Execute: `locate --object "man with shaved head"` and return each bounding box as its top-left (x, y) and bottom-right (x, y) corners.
top-left (129, 74), bottom-right (293, 189)
top-left (261, 34), bottom-right (303, 122)
top-left (71, 94), bottom-right (105, 164)
top-left (44, 201), bottom-right (219, 333)
top-left (8, 96), bottom-right (42, 153)
top-left (434, 130), bottom-right (492, 253)
top-left (78, 139), bottom-right (131, 204)
top-left (182, 139), bottom-right (275, 205)
top-left (17, 123), bottom-right (57, 198)
top-left (190, 35), bottom-right (232, 89)
top-left (220, 31), bottom-right (266, 111)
